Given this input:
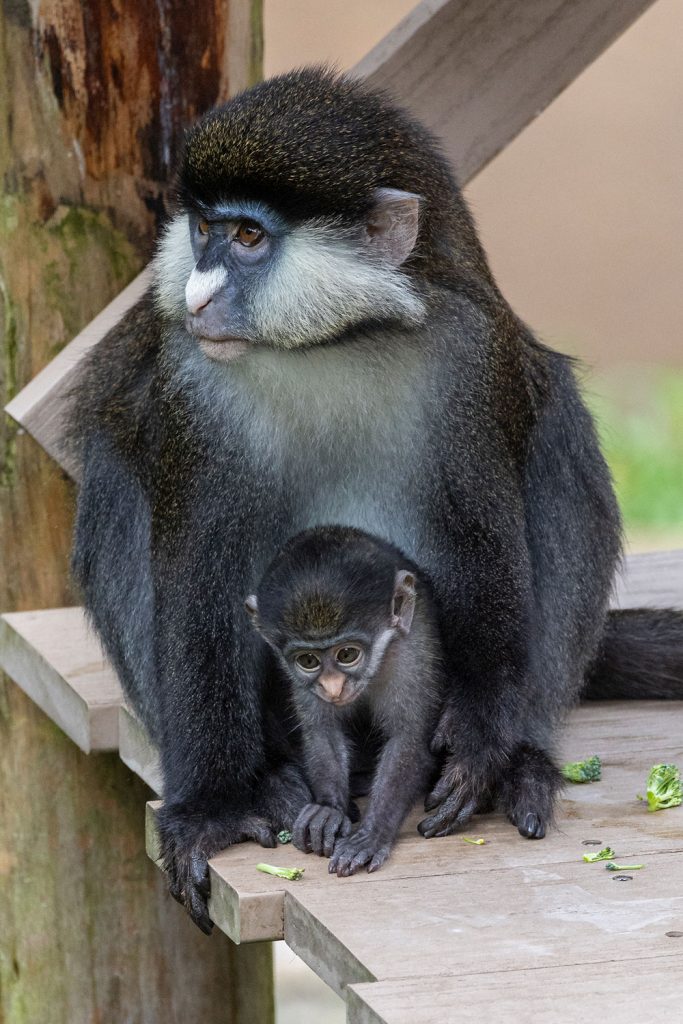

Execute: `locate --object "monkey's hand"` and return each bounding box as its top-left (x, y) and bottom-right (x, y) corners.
top-left (293, 803), bottom-right (353, 857)
top-left (328, 828), bottom-right (392, 876)
top-left (157, 804), bottom-right (278, 935)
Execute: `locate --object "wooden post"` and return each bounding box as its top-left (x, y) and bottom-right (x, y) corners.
top-left (0, 2), bottom-right (272, 1022)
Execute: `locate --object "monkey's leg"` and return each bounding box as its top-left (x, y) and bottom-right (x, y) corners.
top-left (330, 735), bottom-right (433, 876)
top-left (418, 547), bottom-right (547, 839)
top-left (293, 715), bottom-right (353, 857)
top-left (498, 743), bottom-right (564, 838)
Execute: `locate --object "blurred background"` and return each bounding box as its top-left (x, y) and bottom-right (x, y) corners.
top-left (264, 1), bottom-right (682, 1018)
top-left (266, 0), bottom-right (683, 555)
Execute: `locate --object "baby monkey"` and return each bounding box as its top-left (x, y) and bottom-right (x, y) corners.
top-left (246, 526), bottom-right (443, 876)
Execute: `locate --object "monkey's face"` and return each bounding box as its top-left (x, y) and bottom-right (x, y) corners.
top-left (288, 640), bottom-right (371, 707)
top-left (153, 189), bottom-right (425, 360)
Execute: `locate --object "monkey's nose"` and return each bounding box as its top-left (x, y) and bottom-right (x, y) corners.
top-left (185, 266), bottom-right (228, 315)
top-left (319, 671), bottom-right (346, 700)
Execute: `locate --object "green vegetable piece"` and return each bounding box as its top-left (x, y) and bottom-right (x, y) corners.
top-left (463, 837), bottom-right (486, 846)
top-left (604, 862), bottom-right (644, 871)
top-left (561, 755), bottom-right (602, 783)
top-left (643, 763), bottom-right (682, 812)
top-left (277, 830), bottom-right (293, 844)
top-left (582, 846), bottom-right (616, 863)
top-left (256, 863), bottom-right (305, 881)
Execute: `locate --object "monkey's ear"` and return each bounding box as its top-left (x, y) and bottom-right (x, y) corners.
top-left (245, 595), bottom-right (259, 625)
top-left (365, 188), bottom-right (420, 267)
top-left (391, 570), bottom-right (417, 635)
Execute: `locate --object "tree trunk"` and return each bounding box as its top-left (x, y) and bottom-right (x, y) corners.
top-left (0, 2), bottom-right (271, 1021)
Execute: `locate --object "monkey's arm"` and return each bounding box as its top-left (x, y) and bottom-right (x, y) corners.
top-left (329, 727), bottom-right (434, 876)
top-left (292, 704), bottom-right (354, 857)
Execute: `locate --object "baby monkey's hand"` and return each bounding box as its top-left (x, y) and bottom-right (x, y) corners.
top-left (293, 802), bottom-right (353, 857)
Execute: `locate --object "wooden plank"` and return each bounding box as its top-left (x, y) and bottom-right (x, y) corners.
top-left (119, 704), bottom-right (163, 794)
top-left (614, 549), bottom-right (683, 609)
top-left (353, 0), bottom-right (657, 184)
top-left (4, 269), bottom-right (152, 477)
top-left (5, 1), bottom-right (657, 474)
top-left (0, 608), bottom-right (121, 752)
top-left (347, 956), bottom-right (683, 1024)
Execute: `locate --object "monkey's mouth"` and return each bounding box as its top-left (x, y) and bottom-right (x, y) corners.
top-left (318, 687), bottom-right (361, 707)
top-left (197, 337), bottom-right (251, 363)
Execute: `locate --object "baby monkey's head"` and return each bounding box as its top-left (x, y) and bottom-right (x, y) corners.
top-left (246, 526), bottom-right (418, 708)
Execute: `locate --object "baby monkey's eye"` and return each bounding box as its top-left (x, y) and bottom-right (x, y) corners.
top-left (295, 652), bottom-right (321, 672)
top-left (197, 218), bottom-right (210, 235)
top-left (336, 646), bottom-right (362, 667)
top-left (236, 221), bottom-right (265, 247)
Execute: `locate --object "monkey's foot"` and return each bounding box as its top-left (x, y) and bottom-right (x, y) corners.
top-left (293, 803), bottom-right (353, 857)
top-left (417, 753), bottom-right (497, 839)
top-left (157, 804), bottom-right (278, 934)
top-left (499, 743), bottom-right (562, 839)
top-left (328, 829), bottom-right (393, 876)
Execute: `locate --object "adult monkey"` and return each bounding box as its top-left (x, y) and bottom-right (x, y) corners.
top-left (68, 69), bottom-right (683, 932)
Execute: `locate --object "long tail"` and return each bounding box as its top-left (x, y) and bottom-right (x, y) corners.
top-left (583, 608), bottom-right (683, 699)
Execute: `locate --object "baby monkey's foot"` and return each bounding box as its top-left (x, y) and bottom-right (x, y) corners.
top-left (293, 803), bottom-right (353, 857)
top-left (329, 829), bottom-right (392, 877)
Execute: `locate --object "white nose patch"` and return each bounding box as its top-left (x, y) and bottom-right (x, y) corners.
top-left (185, 266), bottom-right (229, 314)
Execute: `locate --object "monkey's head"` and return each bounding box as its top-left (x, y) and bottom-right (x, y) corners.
top-left (154, 67), bottom-right (487, 361)
top-left (246, 527), bottom-right (417, 707)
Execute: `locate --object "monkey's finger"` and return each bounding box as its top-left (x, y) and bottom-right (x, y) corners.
top-left (418, 791), bottom-right (475, 838)
top-left (368, 846), bottom-right (391, 873)
top-left (518, 812), bottom-right (546, 839)
top-left (338, 849), bottom-right (372, 877)
top-left (245, 817), bottom-right (278, 849)
top-left (424, 772), bottom-right (455, 811)
top-left (189, 852), bottom-right (211, 899)
top-left (186, 883), bottom-right (214, 935)
top-left (322, 812), bottom-right (347, 858)
top-left (308, 807), bottom-right (334, 855)
top-left (292, 803), bottom-right (320, 852)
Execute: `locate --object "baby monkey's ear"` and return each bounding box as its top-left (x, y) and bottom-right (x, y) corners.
top-left (391, 570), bottom-right (417, 635)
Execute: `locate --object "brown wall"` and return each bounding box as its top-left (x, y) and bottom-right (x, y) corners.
top-left (265, 0), bottom-right (683, 370)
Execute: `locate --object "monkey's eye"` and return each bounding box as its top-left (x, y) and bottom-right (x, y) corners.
top-left (335, 646), bottom-right (362, 667)
top-left (295, 652), bottom-right (321, 672)
top-left (197, 218), bottom-right (210, 236)
top-left (235, 221), bottom-right (265, 247)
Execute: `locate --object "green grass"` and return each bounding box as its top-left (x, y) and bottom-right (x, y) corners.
top-left (586, 367), bottom-right (683, 533)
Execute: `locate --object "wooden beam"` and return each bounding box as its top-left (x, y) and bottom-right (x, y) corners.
top-left (0, 608), bottom-right (120, 752)
top-left (119, 704), bottom-right (163, 794)
top-left (5, 270), bottom-right (152, 478)
top-left (353, 0), bottom-right (658, 184)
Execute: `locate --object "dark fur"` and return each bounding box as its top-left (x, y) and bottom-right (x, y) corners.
top-left (252, 526), bottom-right (442, 875)
top-left (66, 68), bottom-right (683, 931)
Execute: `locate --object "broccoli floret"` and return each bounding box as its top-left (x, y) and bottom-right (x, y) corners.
top-left (562, 755), bottom-right (602, 783)
top-left (641, 763), bottom-right (682, 812)
top-left (277, 830), bottom-right (293, 844)
top-left (256, 863), bottom-right (305, 880)
top-left (582, 846), bottom-right (615, 863)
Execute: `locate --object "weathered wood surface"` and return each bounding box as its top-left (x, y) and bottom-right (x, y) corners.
top-left (119, 703), bottom-right (163, 794)
top-left (346, 958), bottom-right (683, 1024)
top-left (614, 549), bottom-right (683, 610)
top-left (0, 607), bottom-right (120, 752)
top-left (4, 0), bottom-right (658, 475)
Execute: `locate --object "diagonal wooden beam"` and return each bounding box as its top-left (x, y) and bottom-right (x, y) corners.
top-left (353, 0), bottom-right (658, 184)
top-left (5, 0), bottom-right (659, 472)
